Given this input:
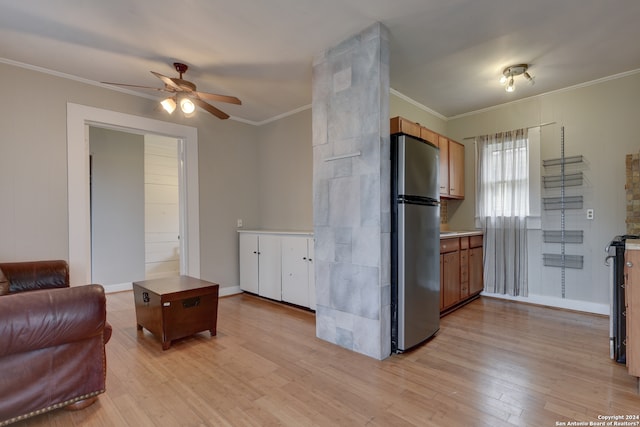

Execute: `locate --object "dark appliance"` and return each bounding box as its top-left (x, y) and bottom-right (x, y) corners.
top-left (605, 234), bottom-right (639, 364)
top-left (391, 133), bottom-right (440, 353)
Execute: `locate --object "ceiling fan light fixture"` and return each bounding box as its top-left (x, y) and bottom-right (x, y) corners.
top-left (161, 97), bottom-right (176, 114)
top-left (180, 97), bottom-right (196, 115)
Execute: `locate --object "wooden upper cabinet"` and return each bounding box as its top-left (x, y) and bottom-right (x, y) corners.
top-left (390, 116), bottom-right (420, 139)
top-left (438, 135), bottom-right (449, 196)
top-left (390, 116), bottom-right (464, 200)
top-left (420, 127), bottom-right (438, 147)
top-left (448, 140), bottom-right (465, 199)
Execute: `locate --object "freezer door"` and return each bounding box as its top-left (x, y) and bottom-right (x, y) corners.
top-left (397, 134), bottom-right (439, 200)
top-left (397, 202), bottom-right (440, 351)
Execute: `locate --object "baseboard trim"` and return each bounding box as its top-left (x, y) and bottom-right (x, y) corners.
top-left (220, 285), bottom-right (242, 297)
top-left (481, 291), bottom-right (609, 316)
top-left (103, 282), bottom-right (243, 297)
top-left (103, 282), bottom-right (132, 293)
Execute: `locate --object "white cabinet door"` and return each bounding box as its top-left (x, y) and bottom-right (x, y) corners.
top-left (282, 236), bottom-right (310, 307)
top-left (239, 233), bottom-right (259, 294)
top-left (257, 235), bottom-right (282, 301)
top-left (307, 238), bottom-right (316, 310)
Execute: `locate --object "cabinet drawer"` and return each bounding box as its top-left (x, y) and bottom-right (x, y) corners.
top-left (470, 235), bottom-right (483, 248)
top-left (440, 238), bottom-right (460, 253)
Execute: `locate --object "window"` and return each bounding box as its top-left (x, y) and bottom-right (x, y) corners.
top-left (476, 130), bottom-right (529, 219)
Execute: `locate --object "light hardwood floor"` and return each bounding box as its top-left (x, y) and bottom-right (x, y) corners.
top-left (14, 292), bottom-right (640, 426)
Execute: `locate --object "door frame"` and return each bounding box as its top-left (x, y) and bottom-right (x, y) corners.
top-left (67, 103), bottom-right (200, 289)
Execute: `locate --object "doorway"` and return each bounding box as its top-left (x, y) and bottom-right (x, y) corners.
top-left (67, 103), bottom-right (200, 291)
top-left (89, 128), bottom-right (181, 287)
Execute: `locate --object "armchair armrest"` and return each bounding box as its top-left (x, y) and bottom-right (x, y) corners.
top-left (0, 260), bottom-right (69, 293)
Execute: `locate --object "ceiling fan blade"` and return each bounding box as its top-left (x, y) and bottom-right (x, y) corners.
top-left (195, 91), bottom-right (242, 105)
top-left (192, 97), bottom-right (230, 120)
top-left (151, 71), bottom-right (181, 90)
top-left (101, 82), bottom-right (169, 92)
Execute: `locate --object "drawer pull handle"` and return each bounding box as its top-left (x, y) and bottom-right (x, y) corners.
top-left (182, 297), bottom-right (201, 308)
top-left (142, 292), bottom-right (150, 304)
top-left (627, 261), bottom-right (633, 267)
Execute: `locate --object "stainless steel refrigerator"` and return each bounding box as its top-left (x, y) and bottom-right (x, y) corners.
top-left (391, 133), bottom-right (440, 352)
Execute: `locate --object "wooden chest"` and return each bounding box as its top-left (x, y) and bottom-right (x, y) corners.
top-left (133, 276), bottom-right (219, 350)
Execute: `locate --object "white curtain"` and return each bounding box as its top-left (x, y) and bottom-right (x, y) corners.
top-left (476, 129), bottom-right (528, 296)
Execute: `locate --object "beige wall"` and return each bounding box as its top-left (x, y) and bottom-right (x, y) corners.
top-left (390, 92), bottom-right (447, 134)
top-left (0, 61), bottom-right (259, 292)
top-left (446, 72), bottom-right (640, 309)
top-left (256, 108), bottom-right (313, 231)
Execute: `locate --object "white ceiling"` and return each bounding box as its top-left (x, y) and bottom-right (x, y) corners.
top-left (1, 0), bottom-right (639, 123)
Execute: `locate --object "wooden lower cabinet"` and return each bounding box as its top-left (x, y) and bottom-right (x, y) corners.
top-left (440, 234), bottom-right (483, 315)
top-left (469, 246), bottom-right (484, 295)
top-left (442, 251), bottom-right (460, 309)
top-left (624, 243), bottom-right (640, 379)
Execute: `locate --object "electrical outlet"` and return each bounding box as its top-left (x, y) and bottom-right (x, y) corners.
top-left (586, 209), bottom-right (594, 220)
top-left (237, 218), bottom-right (243, 228)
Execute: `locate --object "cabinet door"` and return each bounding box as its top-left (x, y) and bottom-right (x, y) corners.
top-left (626, 250), bottom-right (640, 376)
top-left (460, 249), bottom-right (469, 298)
top-left (307, 238), bottom-right (316, 310)
top-left (439, 255), bottom-right (444, 311)
top-left (239, 233), bottom-right (259, 294)
top-left (258, 235), bottom-right (282, 301)
top-left (469, 247), bottom-right (484, 295)
top-left (439, 135), bottom-right (449, 196)
top-left (442, 251), bottom-right (460, 309)
top-left (281, 236), bottom-right (309, 307)
top-left (449, 140), bottom-right (465, 199)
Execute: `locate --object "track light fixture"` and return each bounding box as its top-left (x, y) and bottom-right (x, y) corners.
top-left (500, 64), bottom-right (534, 92)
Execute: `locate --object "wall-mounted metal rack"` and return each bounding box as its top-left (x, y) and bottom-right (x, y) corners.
top-left (543, 195), bottom-right (583, 210)
top-left (543, 230), bottom-right (583, 244)
top-left (541, 126), bottom-right (585, 298)
top-left (542, 172), bottom-right (583, 188)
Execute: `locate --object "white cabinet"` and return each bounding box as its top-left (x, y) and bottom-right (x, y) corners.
top-left (239, 233), bottom-right (282, 301)
top-left (239, 231), bottom-right (315, 310)
top-left (281, 236), bottom-right (315, 309)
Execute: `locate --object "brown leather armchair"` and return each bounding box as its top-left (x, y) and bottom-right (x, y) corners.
top-left (0, 260), bottom-right (112, 425)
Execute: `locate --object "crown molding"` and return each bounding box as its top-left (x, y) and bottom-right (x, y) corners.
top-left (389, 88), bottom-right (448, 121)
top-left (449, 68), bottom-right (640, 120)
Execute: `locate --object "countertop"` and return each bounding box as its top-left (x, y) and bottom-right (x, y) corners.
top-left (440, 230), bottom-right (483, 238)
top-left (626, 239), bottom-right (640, 250)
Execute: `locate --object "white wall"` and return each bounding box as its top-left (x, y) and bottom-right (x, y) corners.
top-left (89, 127), bottom-right (145, 285)
top-left (446, 71), bottom-right (640, 312)
top-left (144, 135), bottom-right (180, 280)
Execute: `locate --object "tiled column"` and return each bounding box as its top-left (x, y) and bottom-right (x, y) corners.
top-left (312, 23), bottom-right (390, 359)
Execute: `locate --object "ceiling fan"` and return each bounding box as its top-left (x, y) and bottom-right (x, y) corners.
top-left (102, 62), bottom-right (241, 119)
